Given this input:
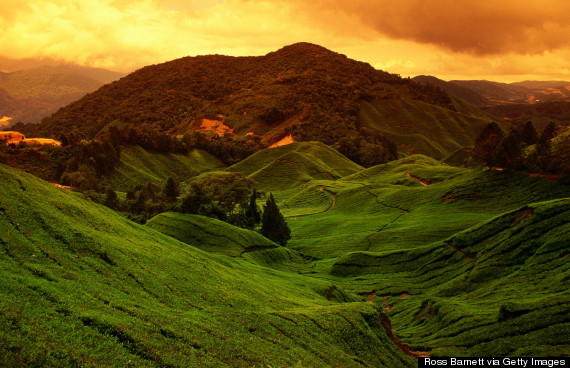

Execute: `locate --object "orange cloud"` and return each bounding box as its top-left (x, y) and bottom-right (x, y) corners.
top-left (1, 0), bottom-right (569, 82)
top-left (287, 0), bottom-right (570, 56)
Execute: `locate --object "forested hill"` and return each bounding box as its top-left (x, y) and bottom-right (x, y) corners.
top-left (19, 43), bottom-right (453, 140)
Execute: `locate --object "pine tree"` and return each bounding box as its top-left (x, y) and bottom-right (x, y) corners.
top-left (520, 121), bottom-right (538, 146)
top-left (261, 193), bottom-right (291, 246)
top-left (245, 189), bottom-right (261, 228)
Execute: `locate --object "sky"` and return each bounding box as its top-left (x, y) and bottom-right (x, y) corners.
top-left (2, 0), bottom-right (570, 82)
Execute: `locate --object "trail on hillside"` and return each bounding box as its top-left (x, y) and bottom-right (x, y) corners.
top-left (319, 186), bottom-right (337, 211)
top-left (406, 171), bottom-right (431, 186)
top-left (380, 313), bottom-right (431, 358)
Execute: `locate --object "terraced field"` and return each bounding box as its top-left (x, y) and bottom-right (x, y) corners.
top-left (107, 146), bottom-right (224, 191)
top-left (358, 96), bottom-right (510, 159)
top-left (226, 142), bottom-right (570, 357)
top-left (1, 141), bottom-right (569, 365)
top-left (0, 163), bottom-right (414, 367)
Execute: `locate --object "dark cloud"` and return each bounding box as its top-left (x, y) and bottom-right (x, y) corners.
top-left (290, 0), bottom-right (570, 55)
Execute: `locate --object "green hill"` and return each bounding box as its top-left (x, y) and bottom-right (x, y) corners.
top-left (0, 163), bottom-right (414, 367)
top-left (2, 133), bottom-right (569, 364)
top-left (332, 198), bottom-right (570, 356)
top-left (358, 96), bottom-right (503, 159)
top-left (107, 146), bottom-right (225, 191)
top-left (226, 141), bottom-right (363, 191)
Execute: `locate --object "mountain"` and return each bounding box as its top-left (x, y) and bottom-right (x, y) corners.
top-left (412, 75), bottom-right (490, 107)
top-left (19, 43), bottom-right (502, 160)
top-left (450, 79), bottom-right (570, 105)
top-left (0, 65), bottom-right (124, 126)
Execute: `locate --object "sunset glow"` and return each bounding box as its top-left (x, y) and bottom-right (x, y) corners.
top-left (2, 0), bottom-right (570, 82)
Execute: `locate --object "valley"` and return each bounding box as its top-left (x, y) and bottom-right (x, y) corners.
top-left (1, 140), bottom-right (568, 366)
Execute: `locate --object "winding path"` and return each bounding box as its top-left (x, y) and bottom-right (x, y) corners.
top-left (319, 186), bottom-right (337, 211)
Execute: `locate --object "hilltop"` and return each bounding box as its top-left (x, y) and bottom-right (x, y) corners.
top-left (19, 43), bottom-right (502, 161)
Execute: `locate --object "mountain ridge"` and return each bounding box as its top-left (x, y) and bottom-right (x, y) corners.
top-left (17, 42), bottom-right (502, 163)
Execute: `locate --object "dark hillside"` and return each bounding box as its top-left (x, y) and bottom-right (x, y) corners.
top-left (413, 75), bottom-right (490, 107)
top-left (19, 43), bottom-right (498, 162)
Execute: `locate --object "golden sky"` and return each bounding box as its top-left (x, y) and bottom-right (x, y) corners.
top-left (2, 0), bottom-right (570, 82)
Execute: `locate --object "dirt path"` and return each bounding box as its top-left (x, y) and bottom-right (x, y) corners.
top-left (406, 171), bottom-right (431, 186)
top-left (380, 314), bottom-right (431, 358)
top-left (319, 186), bottom-right (337, 211)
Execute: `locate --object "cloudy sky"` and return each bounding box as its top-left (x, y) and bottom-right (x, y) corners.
top-left (2, 0), bottom-right (570, 82)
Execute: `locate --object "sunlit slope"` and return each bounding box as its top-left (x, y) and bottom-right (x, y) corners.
top-left (332, 198), bottom-right (570, 356)
top-left (358, 96), bottom-right (505, 159)
top-left (0, 164), bottom-right (414, 367)
top-left (107, 146), bottom-right (225, 191)
top-left (227, 141), bottom-right (363, 191)
top-left (278, 155), bottom-right (569, 260)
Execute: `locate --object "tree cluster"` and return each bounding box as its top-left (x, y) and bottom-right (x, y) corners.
top-left (473, 121), bottom-right (568, 174)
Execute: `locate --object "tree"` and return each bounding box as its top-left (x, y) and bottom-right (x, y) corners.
top-left (493, 130), bottom-right (522, 170)
top-left (473, 122), bottom-right (504, 167)
top-left (520, 121), bottom-right (537, 146)
top-left (162, 177), bottom-right (179, 202)
top-left (104, 188), bottom-right (120, 210)
top-left (536, 122), bottom-right (557, 172)
top-left (245, 189), bottom-right (261, 228)
top-left (261, 193), bottom-right (291, 246)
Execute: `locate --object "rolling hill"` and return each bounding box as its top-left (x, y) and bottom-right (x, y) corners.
top-left (412, 75), bottom-right (490, 107)
top-left (1, 135), bottom-right (569, 363)
top-left (0, 162), bottom-right (415, 367)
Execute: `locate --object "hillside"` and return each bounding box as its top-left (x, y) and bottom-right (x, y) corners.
top-left (107, 146), bottom-right (225, 192)
top-left (20, 43), bottom-right (501, 161)
top-left (226, 141), bottom-right (363, 191)
top-left (0, 65), bottom-right (124, 126)
top-left (450, 80), bottom-right (532, 104)
top-left (412, 75), bottom-right (490, 107)
top-left (482, 101), bottom-right (570, 128)
top-left (1, 135), bottom-right (569, 363)
top-left (0, 163), bottom-right (415, 367)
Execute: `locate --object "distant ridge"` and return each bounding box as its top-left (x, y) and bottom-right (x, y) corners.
top-left (0, 65), bottom-right (124, 126)
top-left (510, 80), bottom-right (570, 89)
top-left (412, 75), bottom-right (490, 106)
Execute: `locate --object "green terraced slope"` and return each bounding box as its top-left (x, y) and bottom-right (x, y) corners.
top-left (358, 96), bottom-right (510, 159)
top-left (227, 141), bottom-right (363, 192)
top-left (107, 146), bottom-right (225, 191)
top-left (278, 155), bottom-right (569, 261)
top-left (145, 212), bottom-right (307, 269)
top-left (0, 163), bottom-right (414, 367)
top-left (332, 198), bottom-right (570, 356)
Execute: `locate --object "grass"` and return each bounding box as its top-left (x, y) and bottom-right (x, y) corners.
top-left (0, 163), bottom-right (414, 367)
top-left (1, 140), bottom-right (569, 365)
top-left (358, 96), bottom-right (510, 159)
top-left (107, 146), bottom-right (225, 191)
